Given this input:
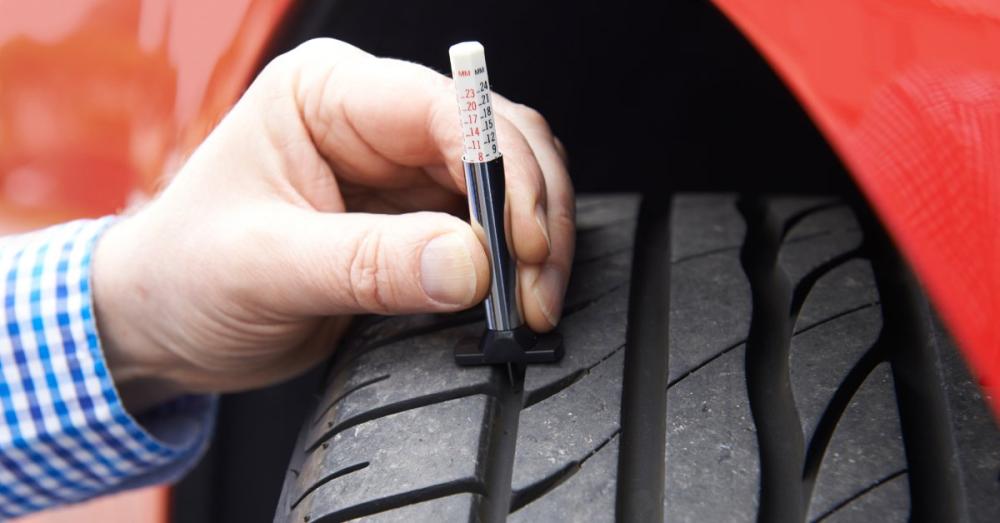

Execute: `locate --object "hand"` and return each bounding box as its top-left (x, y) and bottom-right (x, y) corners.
top-left (91, 39), bottom-right (575, 413)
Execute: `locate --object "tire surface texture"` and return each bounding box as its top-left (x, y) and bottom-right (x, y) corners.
top-left (273, 194), bottom-right (1000, 522)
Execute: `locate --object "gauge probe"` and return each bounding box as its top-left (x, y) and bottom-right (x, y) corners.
top-left (449, 41), bottom-right (563, 381)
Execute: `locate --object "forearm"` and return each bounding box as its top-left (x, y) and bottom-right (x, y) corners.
top-left (0, 219), bottom-right (214, 518)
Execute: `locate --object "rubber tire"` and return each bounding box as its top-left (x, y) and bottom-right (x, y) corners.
top-left (273, 194), bottom-right (1000, 523)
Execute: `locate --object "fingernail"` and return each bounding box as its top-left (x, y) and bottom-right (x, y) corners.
top-left (535, 203), bottom-right (551, 252)
top-left (421, 233), bottom-right (477, 306)
top-left (532, 265), bottom-right (564, 327)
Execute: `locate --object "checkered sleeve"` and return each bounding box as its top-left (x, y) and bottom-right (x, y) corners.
top-left (0, 218), bottom-right (216, 519)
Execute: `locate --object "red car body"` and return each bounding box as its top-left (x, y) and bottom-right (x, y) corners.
top-left (1, 1), bottom-right (292, 520)
top-left (0, 0), bottom-right (291, 229)
top-left (713, 0), bottom-right (1000, 420)
top-left (1, 0), bottom-right (998, 519)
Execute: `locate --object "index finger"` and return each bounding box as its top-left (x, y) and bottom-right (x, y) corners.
top-left (280, 38), bottom-right (554, 261)
top-left (279, 39), bottom-right (462, 188)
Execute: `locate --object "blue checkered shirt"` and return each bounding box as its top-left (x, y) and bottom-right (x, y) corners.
top-left (0, 219), bottom-right (215, 518)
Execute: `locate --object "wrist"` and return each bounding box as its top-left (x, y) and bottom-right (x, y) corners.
top-left (92, 214), bottom-right (184, 414)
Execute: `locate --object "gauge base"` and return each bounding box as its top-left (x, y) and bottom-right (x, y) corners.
top-left (454, 326), bottom-right (563, 366)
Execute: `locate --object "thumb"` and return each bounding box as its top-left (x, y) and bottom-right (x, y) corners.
top-left (265, 209), bottom-right (490, 316)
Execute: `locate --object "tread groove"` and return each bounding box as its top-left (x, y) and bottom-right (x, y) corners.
top-left (863, 215), bottom-right (966, 522)
top-left (311, 374), bottom-right (391, 427)
top-left (738, 196), bottom-right (807, 523)
top-left (615, 195), bottom-right (670, 522)
top-left (290, 462), bottom-right (369, 510)
top-left (306, 385), bottom-right (494, 452)
top-left (476, 365), bottom-right (525, 523)
top-left (307, 479), bottom-right (486, 523)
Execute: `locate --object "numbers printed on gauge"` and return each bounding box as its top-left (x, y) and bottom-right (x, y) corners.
top-left (450, 42), bottom-right (500, 162)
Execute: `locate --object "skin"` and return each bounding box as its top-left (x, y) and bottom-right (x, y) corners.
top-left (90, 39), bottom-right (575, 414)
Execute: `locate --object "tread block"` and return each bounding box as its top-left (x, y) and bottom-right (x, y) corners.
top-left (562, 250), bottom-right (632, 311)
top-left (575, 195), bottom-right (641, 230)
top-left (783, 205), bottom-right (858, 242)
top-left (522, 285), bottom-right (629, 402)
top-left (668, 250), bottom-right (751, 383)
top-left (574, 218), bottom-right (636, 265)
top-left (308, 322), bottom-right (493, 450)
top-left (933, 318), bottom-right (1000, 523)
top-left (512, 349), bottom-right (625, 495)
top-left (337, 309), bottom-right (482, 357)
top-left (795, 260), bottom-right (880, 332)
top-left (807, 364), bottom-right (908, 520)
top-left (767, 197), bottom-right (839, 227)
top-left (777, 229), bottom-right (864, 294)
top-left (670, 194), bottom-right (744, 261)
top-left (291, 395), bottom-right (490, 523)
top-left (509, 437), bottom-right (618, 523)
top-left (822, 473), bottom-right (909, 523)
top-left (664, 346), bottom-right (760, 522)
top-left (789, 307), bottom-right (883, 443)
top-left (355, 493), bottom-right (480, 523)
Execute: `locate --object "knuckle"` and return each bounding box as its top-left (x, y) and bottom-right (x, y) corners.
top-left (263, 40), bottom-right (315, 78)
top-left (347, 230), bottom-right (394, 313)
top-left (552, 204), bottom-right (576, 233)
top-left (255, 51), bottom-right (302, 103)
top-left (289, 37), bottom-right (346, 61)
top-left (265, 38), bottom-right (354, 85)
top-left (513, 103), bottom-right (550, 131)
top-left (260, 48), bottom-right (291, 74)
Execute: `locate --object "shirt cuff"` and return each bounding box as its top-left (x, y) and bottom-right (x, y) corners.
top-left (0, 218), bottom-right (215, 518)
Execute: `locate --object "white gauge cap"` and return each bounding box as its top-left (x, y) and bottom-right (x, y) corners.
top-left (449, 41), bottom-right (487, 77)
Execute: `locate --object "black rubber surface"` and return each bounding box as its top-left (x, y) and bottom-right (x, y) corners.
top-left (274, 194), bottom-right (1000, 522)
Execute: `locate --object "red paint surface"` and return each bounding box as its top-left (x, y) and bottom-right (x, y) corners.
top-left (0, 1), bottom-right (291, 519)
top-left (0, 0), bottom-right (291, 232)
top-left (1, 6), bottom-right (997, 522)
top-left (712, 0), bottom-right (1000, 418)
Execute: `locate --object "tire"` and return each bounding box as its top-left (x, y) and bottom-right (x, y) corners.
top-left (273, 194), bottom-right (1000, 523)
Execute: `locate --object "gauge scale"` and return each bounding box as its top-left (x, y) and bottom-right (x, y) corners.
top-left (449, 41), bottom-right (563, 375)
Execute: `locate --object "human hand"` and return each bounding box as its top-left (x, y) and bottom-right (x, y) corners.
top-left (91, 39), bottom-right (575, 413)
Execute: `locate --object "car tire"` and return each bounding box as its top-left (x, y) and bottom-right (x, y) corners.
top-left (272, 193), bottom-right (1000, 523)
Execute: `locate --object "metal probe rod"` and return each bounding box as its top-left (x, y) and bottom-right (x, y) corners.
top-left (449, 41), bottom-right (563, 372)
top-left (449, 41), bottom-right (523, 332)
